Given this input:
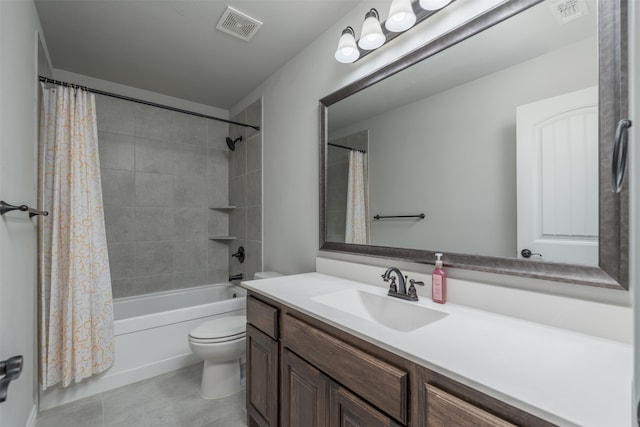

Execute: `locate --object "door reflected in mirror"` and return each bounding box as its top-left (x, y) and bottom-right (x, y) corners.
top-left (325, 0), bottom-right (599, 266)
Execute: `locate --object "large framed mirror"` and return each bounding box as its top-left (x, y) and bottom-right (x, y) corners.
top-left (319, 0), bottom-right (629, 290)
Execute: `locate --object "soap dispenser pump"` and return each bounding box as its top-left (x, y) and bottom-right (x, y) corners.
top-left (432, 253), bottom-right (446, 304)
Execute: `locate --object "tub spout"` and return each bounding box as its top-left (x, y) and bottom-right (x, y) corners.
top-left (229, 273), bottom-right (243, 282)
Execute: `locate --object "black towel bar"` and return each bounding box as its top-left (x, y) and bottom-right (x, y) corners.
top-left (0, 201), bottom-right (48, 218)
top-left (373, 213), bottom-right (425, 220)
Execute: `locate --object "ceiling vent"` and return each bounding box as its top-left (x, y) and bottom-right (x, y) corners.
top-left (216, 6), bottom-right (263, 42)
top-left (549, 0), bottom-right (589, 24)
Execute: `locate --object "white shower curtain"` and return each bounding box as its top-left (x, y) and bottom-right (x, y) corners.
top-left (40, 85), bottom-right (114, 389)
top-left (345, 150), bottom-right (369, 244)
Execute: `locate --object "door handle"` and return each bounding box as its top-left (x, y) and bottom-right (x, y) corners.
top-left (0, 355), bottom-right (23, 403)
top-left (611, 119), bottom-right (632, 193)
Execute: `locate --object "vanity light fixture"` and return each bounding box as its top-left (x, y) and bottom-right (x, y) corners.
top-left (358, 9), bottom-right (386, 50)
top-left (386, 0), bottom-right (417, 32)
top-left (334, 0), bottom-right (455, 64)
top-left (335, 26), bottom-right (360, 63)
top-left (419, 0), bottom-right (452, 10)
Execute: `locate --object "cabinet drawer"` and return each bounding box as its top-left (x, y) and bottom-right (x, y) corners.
top-left (247, 296), bottom-right (279, 339)
top-left (426, 384), bottom-right (515, 427)
top-left (283, 314), bottom-right (408, 424)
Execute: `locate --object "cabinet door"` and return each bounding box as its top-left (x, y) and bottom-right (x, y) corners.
top-left (425, 384), bottom-right (515, 427)
top-left (247, 325), bottom-right (278, 427)
top-left (329, 383), bottom-right (402, 427)
top-left (282, 349), bottom-right (329, 427)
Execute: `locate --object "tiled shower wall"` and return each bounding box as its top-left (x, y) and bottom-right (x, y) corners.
top-left (96, 94), bottom-right (232, 298)
top-left (228, 99), bottom-right (263, 280)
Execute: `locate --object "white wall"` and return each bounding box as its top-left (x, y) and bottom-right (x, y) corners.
top-left (0, 1), bottom-right (48, 425)
top-left (330, 38), bottom-right (596, 257)
top-left (231, 0), bottom-right (632, 307)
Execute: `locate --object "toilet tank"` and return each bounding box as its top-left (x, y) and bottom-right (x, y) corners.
top-left (254, 271), bottom-right (283, 280)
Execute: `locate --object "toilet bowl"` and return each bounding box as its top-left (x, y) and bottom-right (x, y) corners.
top-left (188, 314), bottom-right (246, 399)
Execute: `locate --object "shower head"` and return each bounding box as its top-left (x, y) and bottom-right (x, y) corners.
top-left (226, 136), bottom-right (243, 151)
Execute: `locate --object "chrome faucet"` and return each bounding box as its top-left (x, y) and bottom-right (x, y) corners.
top-left (382, 267), bottom-right (424, 301)
top-left (381, 267), bottom-right (407, 294)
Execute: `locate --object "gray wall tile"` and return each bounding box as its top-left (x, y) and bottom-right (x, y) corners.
top-left (245, 240), bottom-right (262, 282)
top-left (98, 131), bottom-right (134, 171)
top-left (229, 208), bottom-right (246, 240)
top-left (133, 275), bottom-right (175, 296)
top-left (111, 278), bottom-right (136, 299)
top-left (208, 210), bottom-right (228, 236)
top-left (96, 94), bottom-right (135, 135)
top-left (246, 206), bottom-right (262, 242)
top-left (174, 240), bottom-right (207, 273)
top-left (231, 141), bottom-right (246, 177)
top-left (174, 113), bottom-right (207, 146)
top-left (246, 135), bottom-right (261, 173)
top-left (174, 270), bottom-right (208, 288)
top-left (208, 120), bottom-right (229, 150)
top-left (245, 99), bottom-right (261, 139)
top-left (104, 207), bottom-right (135, 243)
top-left (108, 243), bottom-right (135, 280)
top-left (208, 240), bottom-right (229, 271)
top-left (98, 99), bottom-right (232, 298)
top-left (135, 173), bottom-right (174, 207)
top-left (246, 170), bottom-right (261, 207)
top-left (174, 175), bottom-right (207, 207)
top-left (229, 175), bottom-right (245, 207)
top-left (134, 242), bottom-right (173, 276)
top-left (173, 145), bottom-right (207, 176)
top-left (135, 138), bottom-right (175, 174)
top-left (135, 207), bottom-right (174, 241)
top-left (134, 104), bottom-right (173, 141)
top-left (101, 170), bottom-right (134, 206)
top-left (175, 208), bottom-right (208, 240)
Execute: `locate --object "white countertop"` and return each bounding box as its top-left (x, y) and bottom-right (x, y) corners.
top-left (242, 272), bottom-right (632, 427)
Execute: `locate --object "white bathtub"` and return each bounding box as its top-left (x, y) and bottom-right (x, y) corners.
top-left (40, 284), bottom-right (246, 410)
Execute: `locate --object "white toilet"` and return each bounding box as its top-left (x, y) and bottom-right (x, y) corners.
top-left (188, 271), bottom-right (282, 399)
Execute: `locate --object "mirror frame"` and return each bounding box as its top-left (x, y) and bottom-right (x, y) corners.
top-left (319, 0), bottom-right (629, 290)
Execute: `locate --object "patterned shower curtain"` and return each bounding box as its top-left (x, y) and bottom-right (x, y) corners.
top-left (39, 85), bottom-right (114, 389)
top-left (345, 150), bottom-right (369, 244)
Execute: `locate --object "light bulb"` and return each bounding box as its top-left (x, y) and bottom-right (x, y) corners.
top-left (386, 0), bottom-right (416, 32)
top-left (335, 26), bottom-right (359, 63)
top-left (419, 0), bottom-right (453, 11)
top-left (358, 9), bottom-right (385, 50)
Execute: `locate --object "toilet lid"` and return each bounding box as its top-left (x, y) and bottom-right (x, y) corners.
top-left (189, 315), bottom-right (246, 340)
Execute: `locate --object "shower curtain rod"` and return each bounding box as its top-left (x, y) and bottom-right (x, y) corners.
top-left (38, 76), bottom-right (260, 131)
top-left (328, 142), bottom-right (366, 153)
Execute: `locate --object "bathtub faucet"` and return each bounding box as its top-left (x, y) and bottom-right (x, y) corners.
top-left (229, 273), bottom-right (243, 282)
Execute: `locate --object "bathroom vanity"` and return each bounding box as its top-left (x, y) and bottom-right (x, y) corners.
top-left (243, 273), bottom-right (631, 427)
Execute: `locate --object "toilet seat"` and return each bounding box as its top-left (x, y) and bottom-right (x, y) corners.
top-left (188, 315), bottom-right (246, 342)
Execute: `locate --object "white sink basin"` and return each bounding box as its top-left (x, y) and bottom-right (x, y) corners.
top-left (312, 289), bottom-right (448, 332)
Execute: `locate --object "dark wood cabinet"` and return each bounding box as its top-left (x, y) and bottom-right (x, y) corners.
top-left (329, 382), bottom-right (402, 427)
top-left (282, 349), bottom-right (329, 427)
top-left (246, 290), bottom-right (556, 427)
top-left (246, 324), bottom-right (278, 427)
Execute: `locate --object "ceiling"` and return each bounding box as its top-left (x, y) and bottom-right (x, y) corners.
top-left (35, 0), bottom-right (360, 109)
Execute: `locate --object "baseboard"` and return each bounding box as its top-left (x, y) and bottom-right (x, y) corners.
top-left (26, 405), bottom-right (38, 427)
top-left (39, 353), bottom-right (199, 410)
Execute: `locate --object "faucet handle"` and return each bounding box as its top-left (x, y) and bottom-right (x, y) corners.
top-left (388, 277), bottom-right (398, 293)
top-left (409, 279), bottom-right (424, 287)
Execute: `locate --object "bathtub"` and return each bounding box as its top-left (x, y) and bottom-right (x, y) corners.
top-left (40, 284), bottom-right (246, 410)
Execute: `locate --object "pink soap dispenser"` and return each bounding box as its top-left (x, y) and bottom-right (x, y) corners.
top-left (432, 253), bottom-right (446, 304)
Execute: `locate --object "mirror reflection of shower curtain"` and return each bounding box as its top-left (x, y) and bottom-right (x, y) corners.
top-left (345, 151), bottom-right (369, 244)
top-left (39, 85), bottom-right (114, 389)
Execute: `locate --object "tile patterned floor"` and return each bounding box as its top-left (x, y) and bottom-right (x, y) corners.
top-left (36, 364), bottom-right (246, 427)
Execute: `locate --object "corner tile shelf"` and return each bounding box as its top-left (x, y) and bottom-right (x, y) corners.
top-left (209, 236), bottom-right (237, 241)
top-left (209, 206), bottom-right (237, 210)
